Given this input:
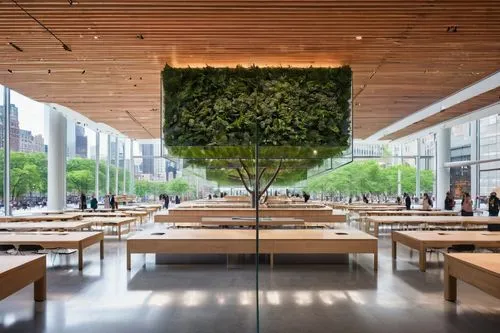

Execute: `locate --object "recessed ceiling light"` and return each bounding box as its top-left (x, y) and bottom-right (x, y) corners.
top-left (355, 36), bottom-right (363, 40)
top-left (94, 36), bottom-right (99, 39)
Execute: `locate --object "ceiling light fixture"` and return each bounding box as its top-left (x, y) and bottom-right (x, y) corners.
top-left (355, 36), bottom-right (363, 40)
top-left (7, 69), bottom-right (13, 73)
top-left (136, 34), bottom-right (144, 39)
top-left (81, 70), bottom-right (86, 74)
top-left (8, 42), bottom-right (23, 52)
top-left (11, 0), bottom-right (72, 52)
top-left (446, 26), bottom-right (458, 33)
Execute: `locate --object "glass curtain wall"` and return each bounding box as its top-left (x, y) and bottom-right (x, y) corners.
top-left (479, 114), bottom-right (500, 199)
top-left (8, 88), bottom-right (48, 214)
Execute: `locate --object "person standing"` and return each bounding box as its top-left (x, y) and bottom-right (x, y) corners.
top-left (80, 192), bottom-right (87, 212)
top-left (422, 193), bottom-right (432, 210)
top-left (110, 194), bottom-right (116, 212)
top-left (175, 195), bottom-right (180, 205)
top-left (487, 192), bottom-right (500, 231)
top-left (90, 195), bottom-right (98, 212)
top-left (404, 193), bottom-right (411, 210)
top-left (460, 192), bottom-right (473, 216)
top-left (104, 193), bottom-right (110, 209)
top-left (164, 194), bottom-right (169, 210)
top-left (444, 192), bottom-right (455, 211)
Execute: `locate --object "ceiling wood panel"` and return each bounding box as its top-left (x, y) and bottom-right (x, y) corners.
top-left (0, 0), bottom-right (499, 139)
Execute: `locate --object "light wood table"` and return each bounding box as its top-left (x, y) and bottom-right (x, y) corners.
top-left (200, 217), bottom-right (305, 227)
top-left (80, 212), bottom-right (128, 218)
top-left (444, 253), bottom-right (500, 302)
top-left (0, 255), bottom-right (46, 302)
top-left (156, 207), bottom-right (346, 223)
top-left (82, 217), bottom-right (137, 240)
top-left (368, 216), bottom-right (500, 237)
top-left (392, 231), bottom-right (500, 271)
top-left (122, 210), bottom-right (149, 224)
top-left (127, 229), bottom-right (377, 271)
top-left (363, 210), bottom-right (457, 217)
top-left (0, 231), bottom-right (104, 270)
top-left (0, 221), bottom-right (94, 231)
top-left (0, 213), bottom-right (82, 222)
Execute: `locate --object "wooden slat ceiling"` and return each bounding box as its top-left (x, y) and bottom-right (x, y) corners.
top-left (0, 0), bottom-right (499, 139)
top-left (384, 87), bottom-right (500, 140)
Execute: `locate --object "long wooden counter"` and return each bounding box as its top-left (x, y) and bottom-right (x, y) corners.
top-left (155, 207), bottom-right (346, 223)
top-left (0, 255), bottom-right (46, 302)
top-left (362, 210), bottom-right (458, 217)
top-left (391, 231), bottom-right (500, 271)
top-left (444, 253), bottom-right (500, 302)
top-left (0, 231), bottom-right (104, 270)
top-left (200, 217), bottom-right (305, 227)
top-left (127, 229), bottom-right (377, 271)
top-left (0, 213), bottom-right (82, 222)
top-left (367, 216), bottom-right (500, 237)
top-left (0, 221), bottom-right (93, 231)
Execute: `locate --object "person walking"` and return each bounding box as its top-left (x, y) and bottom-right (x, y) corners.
top-left (487, 192), bottom-right (500, 231)
top-left (422, 193), bottom-right (432, 210)
top-left (444, 192), bottom-right (455, 211)
top-left (404, 193), bottom-right (411, 210)
top-left (90, 194), bottom-right (98, 212)
top-left (80, 192), bottom-right (87, 212)
top-left (460, 192), bottom-right (473, 216)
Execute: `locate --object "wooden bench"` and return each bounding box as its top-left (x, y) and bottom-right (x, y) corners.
top-left (81, 217), bottom-right (137, 240)
top-left (0, 255), bottom-right (46, 302)
top-left (0, 221), bottom-right (93, 231)
top-left (391, 231), bottom-right (500, 271)
top-left (127, 229), bottom-right (377, 271)
top-left (444, 253), bottom-right (500, 302)
top-left (368, 216), bottom-right (500, 237)
top-left (0, 231), bottom-right (104, 270)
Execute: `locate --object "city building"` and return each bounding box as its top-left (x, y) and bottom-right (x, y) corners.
top-left (0, 103), bottom-right (20, 151)
top-left (75, 124), bottom-right (88, 158)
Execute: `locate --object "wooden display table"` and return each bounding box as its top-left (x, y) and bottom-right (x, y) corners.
top-left (200, 217), bottom-right (305, 227)
top-left (0, 213), bottom-right (82, 223)
top-left (444, 253), bottom-right (500, 302)
top-left (156, 207), bottom-right (346, 223)
top-left (127, 229), bottom-right (377, 271)
top-left (0, 221), bottom-right (93, 231)
top-left (362, 210), bottom-right (457, 217)
top-left (0, 256), bottom-right (46, 302)
top-left (368, 216), bottom-right (500, 237)
top-left (391, 231), bottom-right (500, 271)
top-left (122, 210), bottom-right (149, 224)
top-left (81, 217), bottom-right (136, 240)
top-left (80, 212), bottom-right (128, 218)
top-left (0, 231), bottom-right (104, 270)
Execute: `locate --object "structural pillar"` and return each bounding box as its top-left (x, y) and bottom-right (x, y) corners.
top-left (470, 120), bottom-right (480, 208)
top-left (129, 139), bottom-right (134, 194)
top-left (47, 107), bottom-right (67, 211)
top-left (122, 141), bottom-right (126, 194)
top-left (3, 87), bottom-right (11, 216)
top-left (106, 134), bottom-right (111, 194)
top-left (416, 138), bottom-right (421, 198)
top-left (436, 128), bottom-right (451, 209)
top-left (95, 132), bottom-right (100, 198)
top-left (397, 144), bottom-right (402, 196)
top-left (114, 136), bottom-right (119, 194)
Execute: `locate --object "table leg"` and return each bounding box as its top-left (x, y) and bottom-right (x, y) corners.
top-left (444, 259), bottom-right (457, 301)
top-left (100, 239), bottom-right (104, 260)
top-left (127, 248), bottom-right (131, 271)
top-left (34, 272), bottom-right (46, 302)
top-left (392, 240), bottom-right (397, 259)
top-left (374, 251), bottom-right (378, 271)
top-left (78, 244), bottom-right (83, 271)
top-left (270, 253), bottom-right (274, 269)
top-left (419, 246), bottom-right (426, 272)
top-left (374, 222), bottom-right (379, 238)
top-left (118, 224), bottom-right (122, 241)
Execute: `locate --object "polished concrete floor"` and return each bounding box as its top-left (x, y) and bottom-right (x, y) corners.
top-left (1, 222), bottom-right (499, 333)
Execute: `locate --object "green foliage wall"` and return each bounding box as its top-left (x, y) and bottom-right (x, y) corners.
top-left (163, 65), bottom-right (352, 150)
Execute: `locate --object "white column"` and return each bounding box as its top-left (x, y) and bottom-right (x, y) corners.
top-left (95, 132), bottom-right (100, 198)
top-left (129, 139), bottom-right (135, 194)
top-left (122, 141), bottom-right (126, 194)
top-left (397, 144), bottom-right (402, 196)
top-left (416, 138), bottom-right (421, 198)
top-left (47, 107), bottom-right (67, 211)
top-left (114, 136), bottom-right (119, 194)
top-left (3, 87), bottom-right (11, 215)
top-left (106, 135), bottom-right (111, 194)
top-left (470, 120), bottom-right (480, 207)
top-left (436, 127), bottom-right (451, 209)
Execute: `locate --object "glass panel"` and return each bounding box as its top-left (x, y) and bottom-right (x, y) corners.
top-left (9, 89), bottom-right (48, 215)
